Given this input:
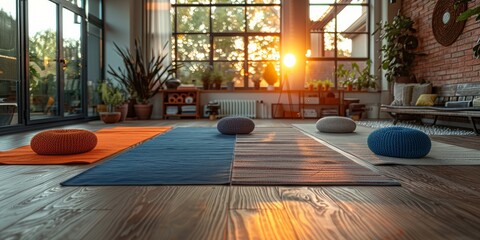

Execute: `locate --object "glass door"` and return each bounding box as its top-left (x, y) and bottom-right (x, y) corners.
top-left (27, 0), bottom-right (59, 120)
top-left (0, 0), bottom-right (19, 127)
top-left (62, 8), bottom-right (83, 117)
top-left (27, 0), bottom-right (85, 121)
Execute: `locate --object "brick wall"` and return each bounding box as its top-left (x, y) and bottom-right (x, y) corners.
top-left (401, 0), bottom-right (480, 86)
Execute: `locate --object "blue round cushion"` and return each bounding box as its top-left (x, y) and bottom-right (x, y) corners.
top-left (217, 116), bottom-right (255, 135)
top-left (367, 127), bottom-right (431, 158)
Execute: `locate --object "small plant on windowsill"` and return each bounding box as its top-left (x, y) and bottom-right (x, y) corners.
top-left (352, 59), bottom-right (377, 91)
top-left (336, 64), bottom-right (355, 91)
top-left (262, 62), bottom-right (278, 91)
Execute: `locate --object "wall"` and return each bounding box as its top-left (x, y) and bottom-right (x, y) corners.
top-left (402, 0), bottom-right (480, 86)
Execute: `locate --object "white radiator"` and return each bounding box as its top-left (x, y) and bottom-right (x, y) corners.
top-left (214, 99), bottom-right (257, 118)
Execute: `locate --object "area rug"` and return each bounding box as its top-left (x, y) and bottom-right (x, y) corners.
top-left (294, 124), bottom-right (480, 166)
top-left (0, 127), bottom-right (171, 165)
top-left (356, 120), bottom-right (475, 135)
top-left (61, 127), bottom-right (236, 186)
top-left (231, 127), bottom-right (399, 186)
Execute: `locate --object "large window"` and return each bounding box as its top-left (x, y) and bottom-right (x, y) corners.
top-left (308, 0), bottom-right (369, 87)
top-left (171, 0), bottom-right (281, 89)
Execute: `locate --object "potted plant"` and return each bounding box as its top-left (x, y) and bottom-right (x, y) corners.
top-left (107, 40), bottom-right (175, 120)
top-left (373, 13), bottom-right (419, 83)
top-left (336, 64), bottom-right (355, 91)
top-left (211, 70), bottom-right (223, 90)
top-left (322, 79), bottom-right (333, 91)
top-left (262, 62), bottom-right (278, 91)
top-left (200, 66), bottom-right (213, 90)
top-left (97, 80), bottom-right (127, 124)
top-left (352, 60), bottom-right (377, 91)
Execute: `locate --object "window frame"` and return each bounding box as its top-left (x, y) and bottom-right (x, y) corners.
top-left (171, 0), bottom-right (281, 89)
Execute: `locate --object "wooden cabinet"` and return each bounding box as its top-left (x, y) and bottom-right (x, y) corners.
top-left (299, 90), bottom-right (345, 119)
top-left (162, 90), bottom-right (200, 119)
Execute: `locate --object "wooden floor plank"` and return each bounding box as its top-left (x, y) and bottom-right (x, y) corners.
top-left (323, 187), bottom-right (480, 239)
top-left (0, 120), bottom-right (479, 239)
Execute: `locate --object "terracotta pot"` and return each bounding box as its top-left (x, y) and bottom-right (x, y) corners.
top-left (346, 85), bottom-right (353, 91)
top-left (99, 112), bottom-right (121, 124)
top-left (115, 104), bottom-right (128, 122)
top-left (127, 98), bottom-right (136, 118)
top-left (134, 104), bottom-right (153, 120)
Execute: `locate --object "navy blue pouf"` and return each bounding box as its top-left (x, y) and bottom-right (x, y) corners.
top-left (367, 127), bottom-right (431, 158)
top-left (217, 116), bottom-right (255, 135)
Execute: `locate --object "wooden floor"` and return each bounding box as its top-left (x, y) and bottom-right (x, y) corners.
top-left (0, 119), bottom-right (479, 239)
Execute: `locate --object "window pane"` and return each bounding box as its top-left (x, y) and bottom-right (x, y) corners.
top-left (247, 6), bottom-right (280, 32)
top-left (177, 62), bottom-right (211, 86)
top-left (66, 0), bottom-right (83, 8)
top-left (28, 0), bottom-right (59, 119)
top-left (175, 0), bottom-right (210, 4)
top-left (212, 7), bottom-right (245, 32)
top-left (306, 61), bottom-right (335, 86)
top-left (213, 62), bottom-right (244, 87)
top-left (309, 32), bottom-right (335, 57)
top-left (177, 7), bottom-right (209, 33)
top-left (0, 0), bottom-right (19, 126)
top-left (87, 23), bottom-right (102, 117)
top-left (177, 34), bottom-right (210, 60)
top-left (310, 0), bottom-right (335, 3)
top-left (337, 5), bottom-right (367, 32)
top-left (248, 35), bottom-right (280, 60)
top-left (215, 0), bottom-right (246, 3)
top-left (248, 62), bottom-right (272, 88)
top-left (87, 0), bottom-right (101, 19)
top-left (213, 36), bottom-right (244, 60)
top-left (247, 0), bottom-right (281, 4)
top-left (337, 33), bottom-right (368, 58)
top-left (310, 5), bottom-right (335, 33)
top-left (63, 8), bottom-right (83, 116)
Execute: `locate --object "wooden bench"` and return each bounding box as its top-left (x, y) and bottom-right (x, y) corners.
top-left (381, 82), bottom-right (480, 135)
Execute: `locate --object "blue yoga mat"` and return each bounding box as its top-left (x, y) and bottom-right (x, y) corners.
top-left (61, 127), bottom-right (236, 186)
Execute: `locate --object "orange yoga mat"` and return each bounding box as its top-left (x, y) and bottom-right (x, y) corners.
top-left (0, 126), bottom-right (172, 165)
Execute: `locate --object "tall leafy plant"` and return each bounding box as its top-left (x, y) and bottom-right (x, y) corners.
top-left (373, 13), bottom-right (419, 82)
top-left (455, 0), bottom-right (480, 58)
top-left (107, 40), bottom-right (174, 104)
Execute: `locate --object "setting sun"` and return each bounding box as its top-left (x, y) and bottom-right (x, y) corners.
top-left (283, 53), bottom-right (296, 68)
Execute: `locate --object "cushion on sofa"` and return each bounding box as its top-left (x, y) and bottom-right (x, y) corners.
top-left (410, 83), bottom-right (432, 106)
top-left (415, 94), bottom-right (437, 106)
top-left (473, 97), bottom-right (480, 108)
top-left (445, 101), bottom-right (472, 108)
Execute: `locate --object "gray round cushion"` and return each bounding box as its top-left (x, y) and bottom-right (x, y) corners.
top-left (217, 116), bottom-right (255, 135)
top-left (315, 116), bottom-right (356, 133)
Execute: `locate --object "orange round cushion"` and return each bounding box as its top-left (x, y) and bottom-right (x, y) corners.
top-left (30, 129), bottom-right (97, 155)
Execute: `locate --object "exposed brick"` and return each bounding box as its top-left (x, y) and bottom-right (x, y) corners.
top-left (402, 0), bottom-right (480, 85)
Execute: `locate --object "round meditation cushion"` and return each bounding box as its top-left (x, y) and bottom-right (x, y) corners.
top-left (217, 116), bottom-right (255, 135)
top-left (315, 116), bottom-right (356, 133)
top-left (30, 129), bottom-right (98, 155)
top-left (367, 127), bottom-right (431, 158)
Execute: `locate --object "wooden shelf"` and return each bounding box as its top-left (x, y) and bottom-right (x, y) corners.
top-left (161, 90), bottom-right (200, 119)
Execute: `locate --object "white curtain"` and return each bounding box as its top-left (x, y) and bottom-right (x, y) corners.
top-left (143, 0), bottom-right (172, 119)
top-left (144, 0), bottom-right (171, 63)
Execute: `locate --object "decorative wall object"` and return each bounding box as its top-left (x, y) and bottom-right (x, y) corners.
top-left (432, 0), bottom-right (467, 46)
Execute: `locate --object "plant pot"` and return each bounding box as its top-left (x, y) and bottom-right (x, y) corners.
top-left (165, 78), bottom-right (181, 90)
top-left (127, 98), bottom-right (136, 118)
top-left (254, 82), bottom-right (260, 90)
top-left (134, 104), bottom-right (153, 120)
top-left (115, 103), bottom-right (128, 122)
top-left (226, 81), bottom-right (234, 91)
top-left (346, 85), bottom-right (353, 91)
top-left (99, 112), bottom-right (121, 124)
top-left (267, 85), bottom-right (275, 91)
